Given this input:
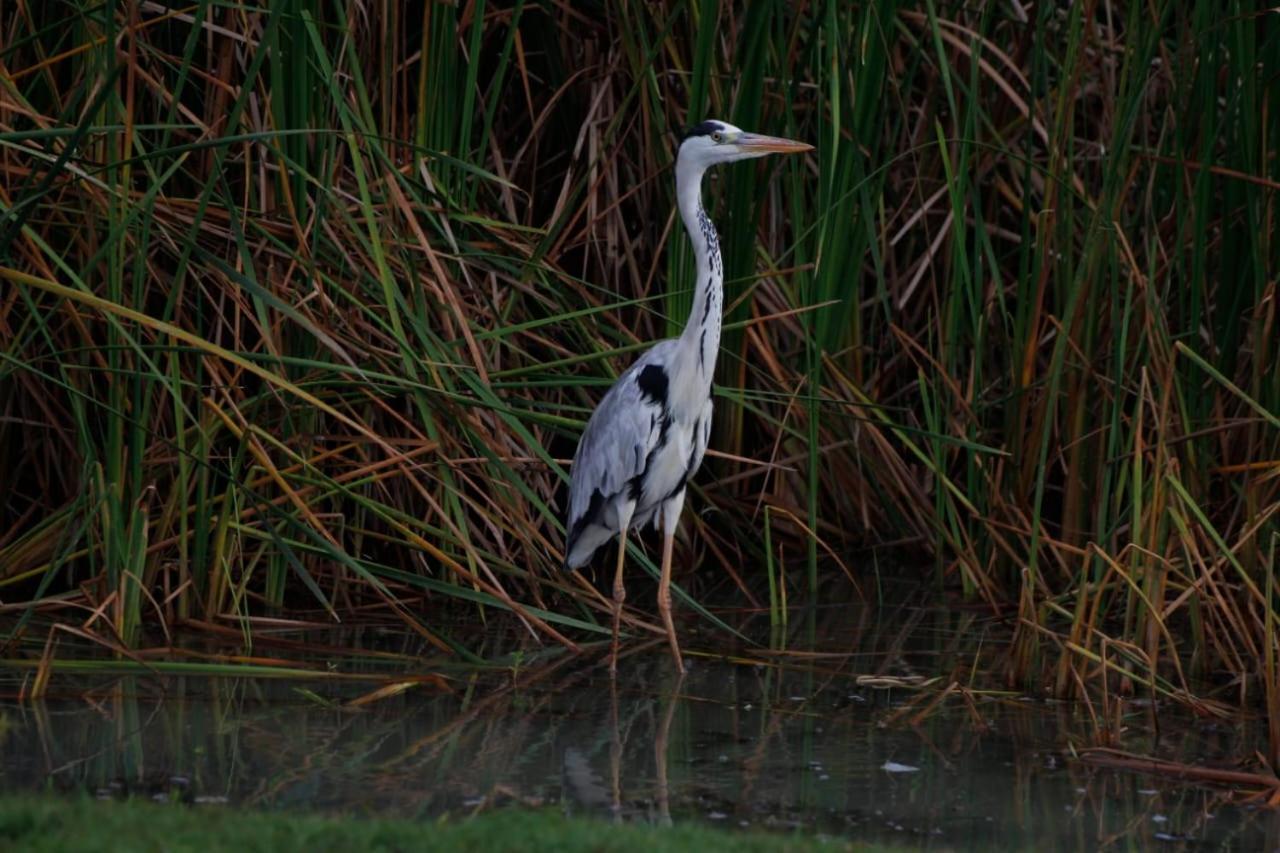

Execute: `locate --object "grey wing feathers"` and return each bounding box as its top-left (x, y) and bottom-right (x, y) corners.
top-left (564, 343), bottom-right (675, 569)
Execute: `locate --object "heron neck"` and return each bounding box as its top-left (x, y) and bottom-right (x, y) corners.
top-left (675, 157), bottom-right (723, 381)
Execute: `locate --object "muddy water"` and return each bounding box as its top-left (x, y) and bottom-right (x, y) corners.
top-left (1, 604), bottom-right (1278, 850)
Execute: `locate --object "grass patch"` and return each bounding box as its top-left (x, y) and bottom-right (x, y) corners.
top-left (0, 795), bottom-right (879, 853)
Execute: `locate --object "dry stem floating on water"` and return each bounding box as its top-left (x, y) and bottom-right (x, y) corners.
top-left (1078, 748), bottom-right (1280, 805)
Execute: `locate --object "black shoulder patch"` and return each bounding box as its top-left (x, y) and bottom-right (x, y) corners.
top-left (682, 119), bottom-right (723, 141)
top-left (636, 364), bottom-right (669, 407)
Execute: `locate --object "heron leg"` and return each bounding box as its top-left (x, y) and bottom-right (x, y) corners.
top-left (656, 492), bottom-right (686, 673)
top-left (610, 527), bottom-right (627, 674)
top-left (657, 531), bottom-right (684, 673)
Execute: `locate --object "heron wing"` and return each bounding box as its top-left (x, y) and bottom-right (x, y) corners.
top-left (564, 341), bottom-right (678, 567)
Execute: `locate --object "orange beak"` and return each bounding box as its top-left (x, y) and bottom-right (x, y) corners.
top-left (735, 132), bottom-right (814, 154)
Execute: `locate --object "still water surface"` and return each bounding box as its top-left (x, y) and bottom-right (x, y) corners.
top-left (1, 603), bottom-right (1277, 850)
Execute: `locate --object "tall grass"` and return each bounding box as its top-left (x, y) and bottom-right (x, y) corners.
top-left (1, 1), bottom-right (1278, 726)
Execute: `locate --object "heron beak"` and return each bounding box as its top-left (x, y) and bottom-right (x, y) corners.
top-left (735, 132), bottom-right (813, 154)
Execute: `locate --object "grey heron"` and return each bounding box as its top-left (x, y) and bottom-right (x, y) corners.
top-left (564, 119), bottom-right (812, 673)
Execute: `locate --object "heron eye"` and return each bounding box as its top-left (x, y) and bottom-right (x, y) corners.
top-left (711, 131), bottom-right (724, 143)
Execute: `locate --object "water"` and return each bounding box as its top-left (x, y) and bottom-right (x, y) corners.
top-left (2, 603), bottom-right (1278, 850)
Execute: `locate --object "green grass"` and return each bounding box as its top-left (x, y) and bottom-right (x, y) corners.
top-left (0, 796), bottom-right (879, 853)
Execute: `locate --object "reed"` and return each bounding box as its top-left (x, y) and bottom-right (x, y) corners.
top-left (0, 1), bottom-right (1277, 726)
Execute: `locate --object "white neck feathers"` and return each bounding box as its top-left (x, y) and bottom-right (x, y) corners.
top-left (674, 155), bottom-right (723, 380)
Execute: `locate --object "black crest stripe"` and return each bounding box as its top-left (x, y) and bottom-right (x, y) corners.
top-left (681, 119), bottom-right (722, 141)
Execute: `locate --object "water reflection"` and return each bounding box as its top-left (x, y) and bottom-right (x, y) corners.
top-left (2, 649), bottom-right (1279, 849)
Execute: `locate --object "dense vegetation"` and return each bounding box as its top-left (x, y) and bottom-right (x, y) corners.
top-left (1, 1), bottom-right (1278, 736)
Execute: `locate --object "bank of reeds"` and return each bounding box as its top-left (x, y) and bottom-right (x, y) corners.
top-left (1, 0), bottom-right (1278, 729)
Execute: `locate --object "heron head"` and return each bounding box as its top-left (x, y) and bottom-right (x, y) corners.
top-left (677, 119), bottom-right (812, 168)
